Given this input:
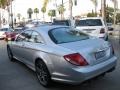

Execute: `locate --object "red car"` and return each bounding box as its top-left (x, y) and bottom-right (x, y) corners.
top-left (0, 28), bottom-right (17, 41)
top-left (4, 31), bottom-right (17, 41)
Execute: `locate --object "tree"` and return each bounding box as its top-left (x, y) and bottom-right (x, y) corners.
top-left (91, 0), bottom-right (97, 16)
top-left (48, 10), bottom-right (56, 21)
top-left (106, 6), bottom-right (114, 23)
top-left (116, 13), bottom-right (120, 23)
top-left (87, 9), bottom-right (97, 17)
top-left (34, 8), bottom-right (39, 20)
top-left (0, 0), bottom-right (14, 27)
top-left (57, 4), bottom-right (65, 20)
top-left (27, 8), bottom-right (33, 19)
top-left (17, 13), bottom-right (21, 22)
top-left (41, 7), bottom-right (46, 21)
top-left (0, 0), bottom-right (8, 9)
top-left (43, 0), bottom-right (49, 8)
top-left (40, 0), bottom-right (51, 21)
top-left (0, 0), bottom-right (8, 27)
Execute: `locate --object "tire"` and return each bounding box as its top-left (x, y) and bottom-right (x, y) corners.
top-left (7, 46), bottom-right (15, 62)
top-left (35, 60), bottom-right (51, 87)
top-left (105, 35), bottom-right (108, 41)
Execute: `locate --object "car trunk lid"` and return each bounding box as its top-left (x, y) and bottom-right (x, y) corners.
top-left (58, 38), bottom-right (111, 66)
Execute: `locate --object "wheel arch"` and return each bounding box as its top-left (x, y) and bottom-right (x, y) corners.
top-left (34, 57), bottom-right (53, 75)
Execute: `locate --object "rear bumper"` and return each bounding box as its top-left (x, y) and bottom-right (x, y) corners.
top-left (96, 34), bottom-right (108, 39)
top-left (51, 56), bottom-right (117, 84)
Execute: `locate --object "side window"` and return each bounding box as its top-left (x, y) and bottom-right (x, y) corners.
top-left (9, 28), bottom-right (14, 32)
top-left (16, 31), bottom-right (32, 42)
top-left (30, 31), bottom-right (44, 43)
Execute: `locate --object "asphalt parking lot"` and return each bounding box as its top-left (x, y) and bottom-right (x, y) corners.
top-left (0, 37), bottom-right (120, 90)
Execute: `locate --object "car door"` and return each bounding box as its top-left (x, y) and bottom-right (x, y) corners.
top-left (11, 30), bottom-right (33, 62)
top-left (21, 31), bottom-right (45, 68)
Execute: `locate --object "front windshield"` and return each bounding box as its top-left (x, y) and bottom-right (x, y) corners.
top-left (49, 27), bottom-right (89, 44)
top-left (76, 19), bottom-right (103, 26)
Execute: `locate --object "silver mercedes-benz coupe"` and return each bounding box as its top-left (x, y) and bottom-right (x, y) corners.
top-left (7, 25), bottom-right (117, 87)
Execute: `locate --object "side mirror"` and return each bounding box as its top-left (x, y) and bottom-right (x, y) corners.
top-left (108, 27), bottom-right (114, 31)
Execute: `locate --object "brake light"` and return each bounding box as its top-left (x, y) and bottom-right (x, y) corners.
top-left (64, 53), bottom-right (88, 66)
top-left (100, 28), bottom-right (105, 33)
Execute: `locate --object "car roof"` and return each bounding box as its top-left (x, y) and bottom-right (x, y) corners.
top-left (80, 17), bottom-right (103, 20)
top-left (34, 25), bottom-right (69, 33)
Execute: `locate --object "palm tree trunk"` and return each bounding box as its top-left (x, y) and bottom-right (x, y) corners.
top-left (95, 5), bottom-right (97, 14)
top-left (113, 0), bottom-right (117, 27)
top-left (0, 12), bottom-right (2, 28)
top-left (36, 13), bottom-right (38, 20)
top-left (62, 0), bottom-right (64, 20)
top-left (43, 13), bottom-right (45, 22)
top-left (61, 13), bottom-right (62, 20)
top-left (69, 0), bottom-right (73, 20)
top-left (0, 5), bottom-right (2, 28)
top-left (101, 0), bottom-right (106, 21)
top-left (51, 16), bottom-right (52, 22)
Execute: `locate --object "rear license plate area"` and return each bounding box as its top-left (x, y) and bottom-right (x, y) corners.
top-left (95, 50), bottom-right (106, 59)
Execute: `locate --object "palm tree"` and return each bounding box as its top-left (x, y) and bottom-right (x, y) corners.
top-left (57, 4), bottom-right (65, 20)
top-left (91, 0), bottom-right (98, 15)
top-left (48, 10), bottom-right (56, 21)
top-left (41, 7), bottom-right (46, 21)
top-left (34, 8), bottom-right (39, 20)
top-left (17, 13), bottom-right (21, 22)
top-left (43, 0), bottom-right (49, 9)
top-left (40, 0), bottom-right (50, 21)
top-left (27, 8), bottom-right (33, 19)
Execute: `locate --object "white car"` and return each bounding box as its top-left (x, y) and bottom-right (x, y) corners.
top-left (76, 17), bottom-right (108, 40)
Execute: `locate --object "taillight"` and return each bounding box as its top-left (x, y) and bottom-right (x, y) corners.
top-left (64, 53), bottom-right (88, 66)
top-left (100, 28), bottom-right (105, 33)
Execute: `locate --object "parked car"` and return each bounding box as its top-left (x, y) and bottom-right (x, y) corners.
top-left (14, 27), bottom-right (25, 34)
top-left (52, 19), bottom-right (75, 27)
top-left (0, 27), bottom-right (16, 41)
top-left (107, 23), bottom-right (114, 35)
top-left (7, 26), bottom-right (117, 87)
top-left (25, 21), bottom-right (47, 28)
top-left (75, 17), bottom-right (108, 40)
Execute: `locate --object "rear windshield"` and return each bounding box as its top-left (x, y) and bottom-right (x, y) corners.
top-left (0, 28), bottom-right (8, 31)
top-left (49, 27), bottom-right (89, 44)
top-left (76, 19), bottom-right (103, 26)
top-left (52, 21), bottom-right (69, 26)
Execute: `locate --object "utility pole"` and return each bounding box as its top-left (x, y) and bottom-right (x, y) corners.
top-left (0, 8), bottom-right (2, 28)
top-left (69, 0), bottom-right (73, 20)
top-left (10, 0), bottom-right (14, 28)
top-left (61, 0), bottom-right (64, 20)
top-left (101, 0), bottom-right (106, 22)
top-left (113, 0), bottom-right (117, 27)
